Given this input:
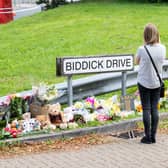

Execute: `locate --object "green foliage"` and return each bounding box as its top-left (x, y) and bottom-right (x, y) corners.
top-left (160, 98), bottom-right (168, 110)
top-left (137, 118), bottom-right (168, 130)
top-left (0, 120), bottom-right (6, 129)
top-left (79, 116), bottom-right (122, 128)
top-left (159, 119), bottom-right (168, 129)
top-left (9, 97), bottom-right (23, 118)
top-left (36, 0), bottom-right (66, 9)
top-left (45, 139), bottom-right (53, 145)
top-left (0, 129), bottom-right (11, 140)
top-left (147, 0), bottom-right (168, 2)
top-left (73, 114), bottom-right (86, 125)
top-left (81, 0), bottom-right (168, 3)
top-left (0, 140), bottom-right (22, 148)
top-left (9, 97), bottom-right (28, 119)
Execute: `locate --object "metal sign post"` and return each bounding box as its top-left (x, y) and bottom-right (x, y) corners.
top-left (67, 75), bottom-right (73, 106)
top-left (121, 71), bottom-right (127, 96)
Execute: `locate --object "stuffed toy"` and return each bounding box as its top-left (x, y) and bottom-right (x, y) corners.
top-left (48, 103), bottom-right (64, 127)
top-left (21, 118), bottom-right (41, 133)
top-left (22, 112), bottom-right (31, 120)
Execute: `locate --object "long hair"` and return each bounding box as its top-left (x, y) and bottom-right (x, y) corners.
top-left (143, 23), bottom-right (160, 45)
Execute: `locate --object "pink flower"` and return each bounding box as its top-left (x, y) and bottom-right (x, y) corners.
top-left (134, 90), bottom-right (140, 97)
top-left (6, 96), bottom-right (11, 105)
top-left (86, 97), bottom-right (95, 105)
top-left (4, 127), bottom-right (10, 132)
top-left (97, 114), bottom-right (109, 121)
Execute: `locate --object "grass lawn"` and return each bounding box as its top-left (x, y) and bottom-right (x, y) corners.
top-left (0, 0), bottom-right (168, 96)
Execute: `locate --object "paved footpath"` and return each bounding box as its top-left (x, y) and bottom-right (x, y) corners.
top-left (0, 134), bottom-right (168, 168)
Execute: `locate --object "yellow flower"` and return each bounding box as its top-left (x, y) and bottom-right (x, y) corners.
top-left (165, 90), bottom-right (168, 97)
top-left (8, 94), bottom-right (17, 100)
top-left (136, 105), bottom-right (142, 112)
top-left (74, 102), bottom-right (84, 109)
top-left (111, 104), bottom-right (120, 114)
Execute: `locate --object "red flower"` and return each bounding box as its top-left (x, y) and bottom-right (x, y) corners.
top-left (12, 132), bottom-right (17, 138)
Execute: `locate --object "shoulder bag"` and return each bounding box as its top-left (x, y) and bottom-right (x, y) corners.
top-left (144, 45), bottom-right (165, 98)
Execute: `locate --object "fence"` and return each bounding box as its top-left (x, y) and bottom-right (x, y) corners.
top-left (12, 0), bottom-right (37, 9)
top-left (12, 0), bottom-right (42, 20)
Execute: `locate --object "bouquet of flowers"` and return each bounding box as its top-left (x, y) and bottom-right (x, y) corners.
top-left (33, 83), bottom-right (65, 103)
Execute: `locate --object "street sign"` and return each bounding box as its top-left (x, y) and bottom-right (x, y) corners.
top-left (56, 54), bottom-right (134, 76)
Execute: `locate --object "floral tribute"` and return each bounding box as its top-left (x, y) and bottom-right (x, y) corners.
top-left (64, 95), bottom-right (131, 123)
top-left (0, 85), bottom-right (168, 140)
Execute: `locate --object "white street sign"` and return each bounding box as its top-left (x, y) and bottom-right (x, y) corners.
top-left (57, 54), bottom-right (134, 75)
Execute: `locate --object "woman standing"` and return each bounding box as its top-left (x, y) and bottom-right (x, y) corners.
top-left (136, 23), bottom-right (166, 144)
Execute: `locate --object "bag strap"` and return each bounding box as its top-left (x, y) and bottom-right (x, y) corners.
top-left (144, 45), bottom-right (162, 85)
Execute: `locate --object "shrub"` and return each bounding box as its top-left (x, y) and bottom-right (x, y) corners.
top-left (36, 0), bottom-right (66, 9)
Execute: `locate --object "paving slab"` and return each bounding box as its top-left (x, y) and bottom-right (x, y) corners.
top-left (0, 134), bottom-right (168, 168)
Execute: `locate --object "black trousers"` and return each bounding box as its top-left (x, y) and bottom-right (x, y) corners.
top-left (138, 83), bottom-right (160, 139)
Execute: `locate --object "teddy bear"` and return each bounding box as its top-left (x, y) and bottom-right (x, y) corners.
top-left (48, 103), bottom-right (65, 127)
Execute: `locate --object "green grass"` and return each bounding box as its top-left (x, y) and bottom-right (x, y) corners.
top-left (159, 119), bottom-right (168, 129)
top-left (0, 0), bottom-right (168, 96)
top-left (137, 118), bottom-right (168, 130)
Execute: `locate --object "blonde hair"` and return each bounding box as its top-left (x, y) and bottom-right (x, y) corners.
top-left (143, 23), bottom-right (160, 45)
